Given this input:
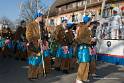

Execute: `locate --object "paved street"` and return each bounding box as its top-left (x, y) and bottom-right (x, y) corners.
top-left (0, 56), bottom-right (124, 83)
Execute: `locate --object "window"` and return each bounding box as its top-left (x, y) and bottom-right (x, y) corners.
top-left (73, 3), bottom-right (77, 8)
top-left (72, 15), bottom-right (75, 22)
top-left (78, 1), bottom-right (82, 7)
top-left (68, 4), bottom-right (72, 9)
top-left (66, 5), bottom-right (68, 9)
top-left (50, 19), bottom-right (54, 26)
top-left (61, 17), bottom-right (65, 23)
top-left (91, 0), bottom-right (99, 3)
top-left (72, 14), bottom-right (78, 22)
top-left (58, 7), bottom-right (61, 11)
top-left (82, 1), bottom-right (85, 5)
top-left (61, 6), bottom-right (66, 11)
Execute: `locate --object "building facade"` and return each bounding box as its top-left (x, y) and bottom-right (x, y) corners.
top-left (47, 0), bottom-right (124, 26)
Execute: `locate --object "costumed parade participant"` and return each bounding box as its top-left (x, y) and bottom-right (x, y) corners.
top-left (53, 17), bottom-right (74, 73)
top-left (0, 35), bottom-right (5, 56)
top-left (3, 27), bottom-right (14, 58)
top-left (48, 26), bottom-right (59, 69)
top-left (26, 11), bottom-right (51, 79)
top-left (120, 6), bottom-right (124, 39)
top-left (39, 20), bottom-right (51, 74)
top-left (1, 28), bottom-right (7, 57)
top-left (1, 27), bottom-right (7, 38)
top-left (15, 20), bottom-right (27, 60)
top-left (111, 7), bottom-right (122, 39)
top-left (5, 28), bottom-right (13, 40)
top-left (74, 20), bottom-right (92, 83)
top-left (26, 11), bottom-right (44, 80)
top-left (88, 20), bottom-right (99, 77)
top-left (15, 20), bottom-right (26, 42)
top-left (89, 38), bottom-right (97, 77)
top-left (0, 25), bottom-right (5, 52)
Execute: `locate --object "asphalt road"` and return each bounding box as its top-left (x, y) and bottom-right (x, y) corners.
top-left (0, 56), bottom-right (124, 83)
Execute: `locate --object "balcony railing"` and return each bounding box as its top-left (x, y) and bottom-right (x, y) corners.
top-left (58, 1), bottom-right (103, 15)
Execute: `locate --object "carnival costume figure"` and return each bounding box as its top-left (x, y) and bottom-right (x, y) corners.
top-left (89, 40), bottom-right (97, 77)
top-left (3, 28), bottom-right (14, 58)
top-left (26, 12), bottom-right (43, 80)
top-left (111, 7), bottom-right (122, 39)
top-left (53, 18), bottom-right (74, 73)
top-left (39, 21), bottom-right (51, 74)
top-left (75, 22), bottom-right (92, 83)
top-left (15, 20), bottom-right (27, 60)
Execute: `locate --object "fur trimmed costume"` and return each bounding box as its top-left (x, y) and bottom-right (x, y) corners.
top-left (53, 24), bottom-right (74, 73)
top-left (26, 20), bottom-right (41, 79)
top-left (75, 23), bottom-right (92, 82)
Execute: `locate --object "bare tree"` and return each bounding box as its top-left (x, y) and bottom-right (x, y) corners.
top-left (0, 17), bottom-right (15, 30)
top-left (19, 0), bottom-right (49, 22)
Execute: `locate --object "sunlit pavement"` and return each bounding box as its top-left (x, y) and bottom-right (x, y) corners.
top-left (0, 56), bottom-right (124, 83)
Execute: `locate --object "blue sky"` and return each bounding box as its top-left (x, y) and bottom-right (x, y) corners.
top-left (0, 0), bottom-right (54, 21)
